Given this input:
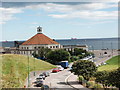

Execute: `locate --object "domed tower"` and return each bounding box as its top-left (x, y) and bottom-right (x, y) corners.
top-left (37, 26), bottom-right (42, 34)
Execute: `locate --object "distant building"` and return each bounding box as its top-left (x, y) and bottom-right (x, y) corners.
top-left (0, 26), bottom-right (89, 55)
top-left (63, 45), bottom-right (88, 52)
top-left (18, 26), bottom-right (62, 55)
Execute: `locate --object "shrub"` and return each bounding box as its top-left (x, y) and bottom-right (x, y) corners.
top-left (78, 55), bottom-right (84, 59)
top-left (93, 83), bottom-right (102, 88)
top-left (86, 81), bottom-right (91, 88)
top-left (78, 76), bottom-right (84, 84)
top-left (70, 56), bottom-right (79, 62)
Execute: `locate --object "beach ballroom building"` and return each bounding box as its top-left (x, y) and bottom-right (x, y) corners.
top-left (18, 26), bottom-right (62, 55)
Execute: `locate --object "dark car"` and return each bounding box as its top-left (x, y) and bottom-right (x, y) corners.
top-left (52, 68), bottom-right (60, 73)
top-left (35, 81), bottom-right (43, 87)
top-left (43, 72), bottom-right (50, 77)
top-left (41, 85), bottom-right (49, 90)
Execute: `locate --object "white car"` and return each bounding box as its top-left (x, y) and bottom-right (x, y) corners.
top-left (56, 65), bottom-right (64, 71)
top-left (39, 74), bottom-right (45, 80)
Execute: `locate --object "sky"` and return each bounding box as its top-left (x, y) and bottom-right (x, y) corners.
top-left (1, 2), bottom-right (118, 41)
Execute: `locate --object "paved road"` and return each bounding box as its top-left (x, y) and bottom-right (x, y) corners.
top-left (25, 50), bottom-right (119, 89)
top-left (43, 69), bottom-right (74, 89)
top-left (89, 50), bottom-right (119, 65)
top-left (30, 69), bottom-right (75, 89)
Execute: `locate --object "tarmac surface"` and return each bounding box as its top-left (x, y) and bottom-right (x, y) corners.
top-left (24, 50), bottom-right (119, 89)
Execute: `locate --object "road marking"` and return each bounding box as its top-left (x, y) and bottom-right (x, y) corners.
top-left (65, 73), bottom-right (72, 84)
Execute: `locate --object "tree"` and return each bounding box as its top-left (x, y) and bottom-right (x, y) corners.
top-left (108, 67), bottom-right (120, 89)
top-left (32, 47), bottom-right (51, 59)
top-left (46, 49), bottom-right (70, 64)
top-left (73, 48), bottom-right (86, 56)
top-left (71, 60), bottom-right (97, 81)
top-left (94, 71), bottom-right (110, 88)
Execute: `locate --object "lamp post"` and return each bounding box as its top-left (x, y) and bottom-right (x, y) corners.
top-left (111, 42), bottom-right (113, 57)
top-left (90, 45), bottom-right (94, 62)
top-left (92, 46), bottom-right (95, 62)
top-left (33, 55), bottom-right (36, 76)
top-left (27, 51), bottom-right (30, 87)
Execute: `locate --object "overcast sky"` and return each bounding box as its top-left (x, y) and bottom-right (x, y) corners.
top-left (1, 2), bottom-right (118, 41)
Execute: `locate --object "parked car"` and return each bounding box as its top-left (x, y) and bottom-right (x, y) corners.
top-left (39, 74), bottom-right (45, 80)
top-left (57, 66), bottom-right (64, 71)
top-left (43, 72), bottom-right (50, 77)
top-left (52, 68), bottom-right (60, 73)
top-left (35, 80), bottom-right (43, 87)
top-left (36, 77), bottom-right (43, 81)
top-left (41, 85), bottom-right (49, 90)
top-left (69, 67), bottom-right (72, 71)
top-left (33, 80), bottom-right (42, 84)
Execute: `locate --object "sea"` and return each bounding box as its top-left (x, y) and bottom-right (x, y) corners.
top-left (0, 38), bottom-right (119, 50)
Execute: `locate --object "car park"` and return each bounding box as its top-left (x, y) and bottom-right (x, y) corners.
top-left (43, 72), bottom-right (50, 77)
top-left (52, 68), bottom-right (60, 73)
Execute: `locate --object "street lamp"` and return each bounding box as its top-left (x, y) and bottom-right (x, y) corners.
top-left (32, 55), bottom-right (36, 76)
top-left (27, 51), bottom-right (30, 87)
top-left (111, 42), bottom-right (113, 57)
top-left (89, 45), bottom-right (94, 62)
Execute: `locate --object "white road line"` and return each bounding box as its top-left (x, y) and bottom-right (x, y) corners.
top-left (65, 73), bottom-right (73, 84)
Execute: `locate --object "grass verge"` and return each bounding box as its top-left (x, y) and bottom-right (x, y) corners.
top-left (0, 54), bottom-right (56, 88)
top-left (98, 55), bottom-right (120, 71)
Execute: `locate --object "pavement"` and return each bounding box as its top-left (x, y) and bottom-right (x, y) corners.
top-left (66, 73), bottom-right (90, 90)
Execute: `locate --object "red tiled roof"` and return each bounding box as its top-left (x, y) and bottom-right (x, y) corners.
top-left (22, 33), bottom-right (59, 45)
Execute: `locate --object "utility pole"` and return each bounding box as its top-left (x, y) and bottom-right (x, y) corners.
top-left (111, 42), bottom-right (113, 57)
top-left (27, 51), bottom-right (30, 87)
top-left (34, 56), bottom-right (36, 76)
top-left (92, 46), bottom-right (95, 62)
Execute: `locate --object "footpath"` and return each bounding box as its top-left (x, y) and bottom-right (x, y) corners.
top-left (67, 73), bottom-right (89, 90)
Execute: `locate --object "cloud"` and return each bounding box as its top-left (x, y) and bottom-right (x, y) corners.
top-left (0, 2), bottom-right (118, 24)
top-left (24, 2), bottom-right (117, 12)
top-left (0, 7), bottom-right (23, 24)
top-left (49, 11), bottom-right (118, 20)
top-left (24, 2), bottom-right (118, 20)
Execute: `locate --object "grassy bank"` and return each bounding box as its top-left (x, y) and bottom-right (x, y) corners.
top-left (98, 55), bottom-right (120, 71)
top-left (1, 54), bottom-right (56, 88)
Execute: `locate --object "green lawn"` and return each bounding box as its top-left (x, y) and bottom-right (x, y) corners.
top-left (98, 55), bottom-right (120, 71)
top-left (0, 54), bottom-right (56, 88)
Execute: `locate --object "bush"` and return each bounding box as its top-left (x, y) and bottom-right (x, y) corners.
top-left (93, 83), bottom-right (102, 88)
top-left (78, 55), bottom-right (84, 59)
top-left (78, 76), bottom-right (84, 84)
top-left (86, 81), bottom-right (91, 88)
